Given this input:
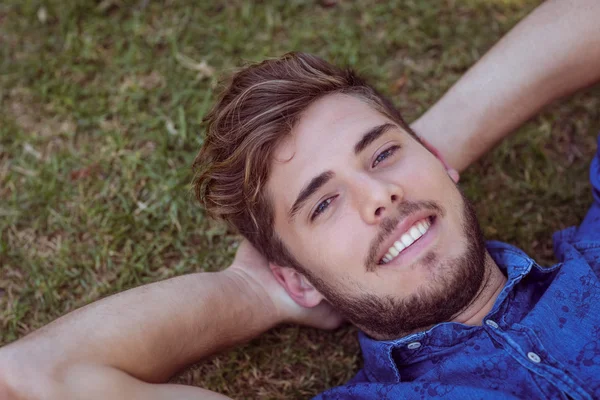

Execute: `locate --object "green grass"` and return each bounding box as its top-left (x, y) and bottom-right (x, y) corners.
top-left (1, 0), bottom-right (599, 398)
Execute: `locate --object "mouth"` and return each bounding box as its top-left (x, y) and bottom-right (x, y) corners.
top-left (378, 215), bottom-right (436, 265)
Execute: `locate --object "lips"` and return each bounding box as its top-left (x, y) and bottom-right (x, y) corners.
top-left (380, 217), bottom-right (432, 264)
top-left (374, 212), bottom-right (437, 265)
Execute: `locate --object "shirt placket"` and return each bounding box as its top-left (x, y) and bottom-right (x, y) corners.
top-left (483, 317), bottom-right (592, 400)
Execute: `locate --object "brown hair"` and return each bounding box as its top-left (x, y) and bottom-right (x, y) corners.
top-left (193, 52), bottom-right (413, 270)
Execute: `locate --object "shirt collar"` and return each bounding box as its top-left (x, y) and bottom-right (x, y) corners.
top-left (358, 240), bottom-right (538, 383)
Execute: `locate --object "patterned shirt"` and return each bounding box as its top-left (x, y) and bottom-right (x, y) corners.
top-left (315, 135), bottom-right (600, 399)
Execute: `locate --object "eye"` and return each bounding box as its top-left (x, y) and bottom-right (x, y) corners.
top-left (372, 145), bottom-right (400, 168)
top-left (311, 196), bottom-right (336, 221)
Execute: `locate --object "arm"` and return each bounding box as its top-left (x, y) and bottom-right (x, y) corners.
top-left (412, 0), bottom-right (600, 172)
top-left (0, 242), bottom-right (341, 399)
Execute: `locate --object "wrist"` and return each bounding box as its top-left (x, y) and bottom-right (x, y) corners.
top-left (222, 267), bottom-right (285, 328)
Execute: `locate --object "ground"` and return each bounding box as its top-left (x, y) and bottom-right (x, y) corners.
top-left (1, 0), bottom-right (599, 399)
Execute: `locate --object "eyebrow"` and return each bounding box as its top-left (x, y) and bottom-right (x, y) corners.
top-left (354, 123), bottom-right (396, 155)
top-left (288, 170), bottom-right (335, 222)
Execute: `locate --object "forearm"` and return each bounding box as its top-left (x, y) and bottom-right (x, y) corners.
top-left (412, 0), bottom-right (600, 172)
top-left (1, 362), bottom-right (234, 400)
top-left (0, 269), bottom-right (279, 387)
top-left (62, 364), bottom-right (233, 400)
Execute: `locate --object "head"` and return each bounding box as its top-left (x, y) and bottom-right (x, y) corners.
top-left (194, 52), bottom-right (486, 340)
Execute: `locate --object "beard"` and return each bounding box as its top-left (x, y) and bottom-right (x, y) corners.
top-left (305, 189), bottom-right (487, 341)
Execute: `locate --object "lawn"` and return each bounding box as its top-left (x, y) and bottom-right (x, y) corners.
top-left (1, 0), bottom-right (599, 398)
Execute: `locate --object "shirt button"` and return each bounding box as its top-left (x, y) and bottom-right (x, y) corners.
top-left (485, 320), bottom-right (499, 329)
top-left (407, 342), bottom-right (421, 350)
top-left (527, 352), bottom-right (541, 363)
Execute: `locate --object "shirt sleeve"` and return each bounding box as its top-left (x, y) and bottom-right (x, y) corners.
top-left (573, 133), bottom-right (600, 242)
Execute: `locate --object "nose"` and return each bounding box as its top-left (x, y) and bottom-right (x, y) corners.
top-left (354, 176), bottom-right (403, 224)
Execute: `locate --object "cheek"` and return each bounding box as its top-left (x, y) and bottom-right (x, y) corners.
top-left (299, 211), bottom-right (372, 275)
top-left (378, 146), bottom-right (437, 190)
top-left (400, 152), bottom-right (458, 206)
top-left (393, 153), bottom-right (470, 251)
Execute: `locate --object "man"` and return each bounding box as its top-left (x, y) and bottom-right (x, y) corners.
top-left (1, 1), bottom-right (599, 399)
top-left (194, 51), bottom-right (502, 344)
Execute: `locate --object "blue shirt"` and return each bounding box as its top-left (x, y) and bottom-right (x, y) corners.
top-left (315, 135), bottom-right (600, 400)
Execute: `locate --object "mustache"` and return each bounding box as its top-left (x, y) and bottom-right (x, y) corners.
top-left (365, 200), bottom-right (444, 271)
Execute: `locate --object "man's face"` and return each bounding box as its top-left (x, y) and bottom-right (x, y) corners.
top-left (267, 94), bottom-right (485, 340)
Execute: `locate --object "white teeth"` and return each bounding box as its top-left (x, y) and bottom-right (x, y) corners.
top-left (394, 241), bottom-right (405, 252)
top-left (409, 226), bottom-right (421, 240)
top-left (401, 234), bottom-right (414, 247)
top-left (380, 218), bottom-right (432, 264)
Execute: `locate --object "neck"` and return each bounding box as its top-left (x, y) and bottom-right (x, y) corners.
top-left (451, 251), bottom-right (506, 326)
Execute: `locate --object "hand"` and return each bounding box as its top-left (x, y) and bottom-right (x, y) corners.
top-left (228, 240), bottom-right (344, 330)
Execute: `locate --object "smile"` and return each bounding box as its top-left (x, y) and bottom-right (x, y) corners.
top-left (380, 217), bottom-right (433, 264)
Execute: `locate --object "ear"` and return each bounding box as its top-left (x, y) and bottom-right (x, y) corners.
top-left (418, 136), bottom-right (460, 183)
top-left (269, 264), bottom-right (325, 308)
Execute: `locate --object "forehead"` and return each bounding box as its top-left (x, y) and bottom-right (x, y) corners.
top-left (267, 93), bottom-right (403, 212)
top-left (278, 94), bottom-right (391, 159)
top-left (274, 93), bottom-right (397, 165)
